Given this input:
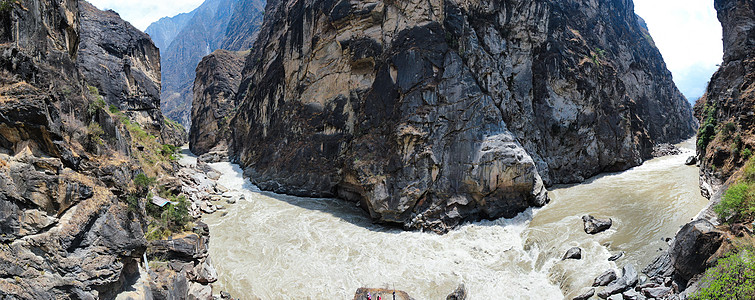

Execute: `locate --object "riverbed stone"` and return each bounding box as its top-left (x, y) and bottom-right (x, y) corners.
top-left (642, 286), bottom-right (672, 298)
top-left (622, 289), bottom-right (645, 300)
top-left (583, 215), bottom-right (613, 234)
top-left (594, 269), bottom-right (618, 286)
top-left (563, 247), bottom-right (582, 260)
top-left (642, 252), bottom-right (673, 278)
top-left (188, 282), bottom-right (213, 300)
top-left (597, 265), bottom-right (637, 298)
top-left (216, 184), bottom-right (229, 193)
top-left (685, 156), bottom-right (697, 165)
top-left (573, 288), bottom-right (595, 300)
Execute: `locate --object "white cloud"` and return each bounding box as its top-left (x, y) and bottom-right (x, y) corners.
top-left (634, 0), bottom-right (723, 101)
top-left (87, 0), bottom-right (204, 31)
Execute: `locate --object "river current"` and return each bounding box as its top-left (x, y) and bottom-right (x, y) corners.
top-left (198, 139), bottom-right (707, 299)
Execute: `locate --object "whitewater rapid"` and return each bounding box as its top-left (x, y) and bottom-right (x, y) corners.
top-left (201, 139), bottom-right (707, 299)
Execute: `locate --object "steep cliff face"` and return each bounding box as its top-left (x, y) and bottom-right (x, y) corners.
top-left (78, 1), bottom-right (164, 133)
top-left (153, 0), bottom-right (265, 128)
top-left (221, 0), bottom-right (266, 50)
top-left (0, 0), bottom-right (149, 297)
top-left (695, 0), bottom-right (755, 194)
top-left (227, 0), bottom-right (696, 232)
top-left (190, 50), bottom-right (246, 155)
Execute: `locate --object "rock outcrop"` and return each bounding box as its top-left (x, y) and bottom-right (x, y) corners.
top-left (219, 0), bottom-right (695, 232)
top-left (190, 49), bottom-right (246, 154)
top-left (0, 0), bottom-right (189, 297)
top-left (695, 0), bottom-right (755, 195)
top-left (78, 1), bottom-right (163, 132)
top-left (148, 0), bottom-right (265, 128)
top-left (0, 0), bottom-right (145, 297)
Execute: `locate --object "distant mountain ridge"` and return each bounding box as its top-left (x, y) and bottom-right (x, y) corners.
top-left (145, 0), bottom-right (265, 128)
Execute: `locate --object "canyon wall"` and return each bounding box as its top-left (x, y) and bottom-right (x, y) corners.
top-left (0, 0), bottom-right (189, 297)
top-left (219, 0), bottom-right (696, 232)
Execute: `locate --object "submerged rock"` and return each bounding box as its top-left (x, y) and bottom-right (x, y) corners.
top-left (563, 247), bottom-right (583, 260)
top-left (582, 215), bottom-right (613, 234)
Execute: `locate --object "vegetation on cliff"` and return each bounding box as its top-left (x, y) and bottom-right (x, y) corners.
top-left (690, 243), bottom-right (755, 300)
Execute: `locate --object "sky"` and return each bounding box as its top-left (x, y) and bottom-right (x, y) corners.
top-left (634, 0), bottom-right (723, 102)
top-left (87, 0), bottom-right (204, 31)
top-left (89, 0), bottom-right (722, 103)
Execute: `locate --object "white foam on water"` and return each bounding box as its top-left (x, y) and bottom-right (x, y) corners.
top-left (206, 162), bottom-right (564, 299)
top-left (201, 138), bottom-right (707, 299)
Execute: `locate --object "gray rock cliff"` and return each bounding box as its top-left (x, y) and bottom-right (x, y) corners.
top-left (190, 49), bottom-right (246, 155)
top-left (220, 0), bottom-right (696, 232)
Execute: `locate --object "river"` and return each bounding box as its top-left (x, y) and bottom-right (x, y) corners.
top-left (199, 139), bottom-right (707, 299)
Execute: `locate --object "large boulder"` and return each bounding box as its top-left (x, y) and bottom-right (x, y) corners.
top-left (669, 219), bottom-right (724, 283)
top-left (583, 215), bottom-right (613, 234)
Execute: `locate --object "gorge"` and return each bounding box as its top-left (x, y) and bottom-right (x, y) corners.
top-left (1, 0), bottom-right (752, 298)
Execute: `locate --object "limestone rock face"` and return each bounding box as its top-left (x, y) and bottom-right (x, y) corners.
top-left (78, 1), bottom-right (163, 132)
top-left (0, 1), bottom-right (151, 297)
top-left (190, 50), bottom-right (246, 154)
top-left (695, 0), bottom-right (755, 192)
top-left (222, 0), bottom-right (696, 232)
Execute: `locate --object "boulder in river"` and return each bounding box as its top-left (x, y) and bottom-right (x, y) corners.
top-left (593, 269), bottom-right (618, 286)
top-left (621, 289), bottom-right (644, 300)
top-left (563, 247), bottom-right (582, 260)
top-left (642, 286), bottom-right (672, 298)
top-left (597, 265), bottom-right (638, 298)
top-left (685, 156), bottom-right (697, 165)
top-left (608, 251), bottom-right (624, 261)
top-left (582, 215), bottom-right (613, 234)
top-left (572, 288), bottom-right (595, 300)
top-left (446, 284), bottom-right (467, 300)
top-left (652, 143), bottom-right (683, 157)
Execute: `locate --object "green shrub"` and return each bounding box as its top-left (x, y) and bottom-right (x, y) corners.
top-left (125, 194), bottom-right (140, 214)
top-left (743, 148), bottom-right (753, 160)
top-left (134, 173), bottom-right (156, 192)
top-left (690, 250), bottom-right (755, 300)
top-left (162, 196), bottom-right (190, 230)
top-left (108, 105), bottom-right (120, 114)
top-left (715, 183), bottom-right (755, 223)
top-left (722, 122), bottom-right (737, 140)
top-left (698, 104), bottom-right (718, 150)
top-left (87, 122), bottom-right (104, 145)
